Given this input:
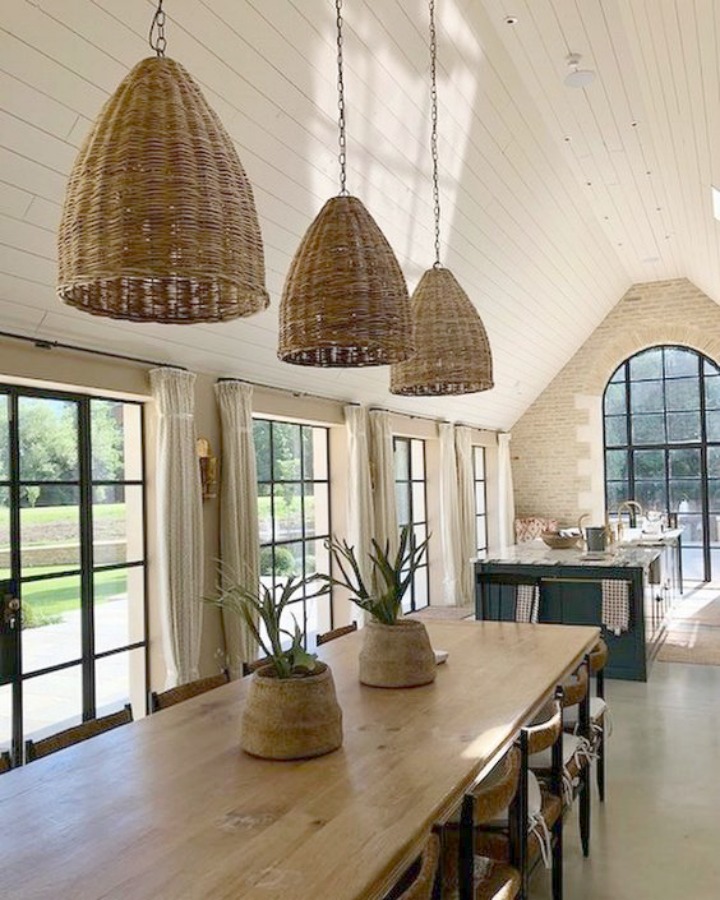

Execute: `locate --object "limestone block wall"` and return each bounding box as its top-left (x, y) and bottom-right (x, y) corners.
top-left (511, 279), bottom-right (720, 525)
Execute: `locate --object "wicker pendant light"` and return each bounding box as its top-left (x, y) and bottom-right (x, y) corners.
top-left (390, 0), bottom-right (493, 395)
top-left (57, 1), bottom-right (268, 324)
top-left (278, 0), bottom-right (413, 367)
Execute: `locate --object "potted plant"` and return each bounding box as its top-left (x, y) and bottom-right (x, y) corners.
top-left (320, 526), bottom-right (436, 688)
top-left (210, 576), bottom-right (342, 760)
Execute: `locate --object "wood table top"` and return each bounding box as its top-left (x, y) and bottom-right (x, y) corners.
top-left (0, 620), bottom-right (598, 900)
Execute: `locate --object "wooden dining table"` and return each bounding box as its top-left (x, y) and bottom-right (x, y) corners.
top-left (0, 620), bottom-right (599, 900)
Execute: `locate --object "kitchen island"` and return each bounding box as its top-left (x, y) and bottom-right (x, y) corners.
top-left (475, 533), bottom-right (681, 681)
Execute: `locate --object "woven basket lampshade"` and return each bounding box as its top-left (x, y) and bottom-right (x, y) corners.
top-left (390, 267), bottom-right (493, 395)
top-left (278, 195), bottom-right (414, 366)
top-left (57, 57), bottom-right (269, 323)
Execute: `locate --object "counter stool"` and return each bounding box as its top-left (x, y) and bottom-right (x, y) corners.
top-left (384, 831), bottom-right (441, 900)
top-left (0, 750), bottom-right (12, 774)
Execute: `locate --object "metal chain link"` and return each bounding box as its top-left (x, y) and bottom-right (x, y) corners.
top-left (149, 0), bottom-right (167, 58)
top-left (336, 0), bottom-right (348, 195)
top-left (429, 0), bottom-right (442, 267)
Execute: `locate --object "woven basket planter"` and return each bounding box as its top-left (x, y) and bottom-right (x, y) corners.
top-left (390, 267), bottom-right (493, 395)
top-left (58, 57), bottom-right (268, 323)
top-left (241, 663), bottom-right (343, 760)
top-left (278, 195), bottom-right (413, 366)
top-left (359, 619), bottom-right (436, 688)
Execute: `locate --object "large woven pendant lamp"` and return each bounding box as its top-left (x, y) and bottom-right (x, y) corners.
top-left (390, 0), bottom-right (493, 395)
top-left (57, 1), bottom-right (268, 324)
top-left (278, 0), bottom-right (413, 367)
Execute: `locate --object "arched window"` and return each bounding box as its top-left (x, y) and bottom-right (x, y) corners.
top-left (604, 345), bottom-right (720, 582)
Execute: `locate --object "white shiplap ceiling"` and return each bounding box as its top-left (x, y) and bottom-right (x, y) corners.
top-left (0, 0), bottom-right (717, 429)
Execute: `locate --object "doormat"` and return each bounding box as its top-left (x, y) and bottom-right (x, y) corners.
top-left (670, 594), bottom-right (720, 627)
top-left (657, 623), bottom-right (720, 666)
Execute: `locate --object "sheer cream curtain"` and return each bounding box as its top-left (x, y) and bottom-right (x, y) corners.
top-left (368, 409), bottom-right (398, 558)
top-left (498, 432), bottom-right (516, 552)
top-left (439, 423), bottom-right (462, 606)
top-left (455, 426), bottom-right (476, 607)
top-left (150, 368), bottom-right (203, 687)
top-left (215, 380), bottom-right (260, 676)
top-left (344, 406), bottom-right (374, 597)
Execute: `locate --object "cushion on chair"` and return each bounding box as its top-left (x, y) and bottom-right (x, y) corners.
top-left (528, 733), bottom-right (581, 770)
top-left (563, 697), bottom-right (608, 727)
top-left (514, 517), bottom-right (560, 543)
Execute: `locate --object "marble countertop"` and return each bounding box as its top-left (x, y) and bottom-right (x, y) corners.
top-left (475, 542), bottom-right (663, 570)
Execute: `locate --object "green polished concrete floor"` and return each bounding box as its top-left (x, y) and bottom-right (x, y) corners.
top-left (531, 661), bottom-right (720, 899)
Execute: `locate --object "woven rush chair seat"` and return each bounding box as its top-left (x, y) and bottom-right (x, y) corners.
top-left (25, 704), bottom-right (133, 762)
top-left (316, 621), bottom-right (358, 646)
top-left (559, 666), bottom-right (589, 708)
top-left (150, 670), bottom-right (229, 712)
top-left (473, 789), bottom-right (563, 864)
top-left (0, 750), bottom-right (12, 773)
top-left (383, 832), bottom-right (440, 900)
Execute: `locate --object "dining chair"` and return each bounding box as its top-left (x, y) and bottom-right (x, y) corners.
top-left (0, 750), bottom-right (12, 773)
top-left (150, 669), bottom-right (230, 711)
top-left (316, 621), bottom-right (358, 645)
top-left (384, 831), bottom-right (441, 900)
top-left (25, 704), bottom-right (133, 762)
top-left (242, 657), bottom-right (272, 676)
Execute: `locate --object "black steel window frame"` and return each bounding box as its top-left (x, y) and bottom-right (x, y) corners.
top-left (253, 418), bottom-right (332, 647)
top-left (473, 446), bottom-right (488, 554)
top-left (393, 436), bottom-right (429, 612)
top-left (0, 383), bottom-right (148, 762)
top-left (603, 345), bottom-right (720, 582)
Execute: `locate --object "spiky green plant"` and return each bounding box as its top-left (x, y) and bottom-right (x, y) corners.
top-left (319, 525), bottom-right (430, 625)
top-left (209, 576), bottom-right (328, 678)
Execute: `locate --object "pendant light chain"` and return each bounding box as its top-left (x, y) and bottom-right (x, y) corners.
top-left (336, 0), bottom-right (349, 195)
top-left (149, 0), bottom-right (167, 58)
top-left (429, 0), bottom-right (442, 268)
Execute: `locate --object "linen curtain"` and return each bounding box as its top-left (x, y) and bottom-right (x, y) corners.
top-left (455, 426), bottom-right (476, 607)
top-left (344, 406), bottom-right (374, 601)
top-left (150, 368), bottom-right (204, 687)
top-left (498, 432), bottom-right (516, 552)
top-left (368, 409), bottom-right (398, 559)
top-left (215, 381), bottom-right (260, 676)
top-left (439, 423), bottom-right (462, 606)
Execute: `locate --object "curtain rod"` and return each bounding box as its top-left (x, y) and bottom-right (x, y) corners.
top-left (0, 328), bottom-right (184, 370)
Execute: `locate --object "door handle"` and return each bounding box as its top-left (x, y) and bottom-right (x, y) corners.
top-left (3, 596), bottom-right (20, 629)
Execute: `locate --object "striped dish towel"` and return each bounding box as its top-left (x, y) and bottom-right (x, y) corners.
top-left (602, 580), bottom-right (629, 635)
top-left (516, 584), bottom-right (539, 623)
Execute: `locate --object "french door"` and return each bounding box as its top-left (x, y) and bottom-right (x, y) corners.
top-left (0, 385), bottom-right (147, 765)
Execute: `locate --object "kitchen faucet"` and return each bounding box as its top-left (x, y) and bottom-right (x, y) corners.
top-left (616, 500), bottom-right (644, 540)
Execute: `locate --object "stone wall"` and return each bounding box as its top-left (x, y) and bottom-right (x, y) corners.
top-left (511, 279), bottom-right (720, 525)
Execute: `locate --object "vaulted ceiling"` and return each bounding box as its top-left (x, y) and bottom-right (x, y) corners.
top-left (1, 1), bottom-right (718, 429)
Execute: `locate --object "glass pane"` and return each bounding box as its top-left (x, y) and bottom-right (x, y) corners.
top-left (473, 447), bottom-right (485, 479)
top-left (708, 480), bottom-right (720, 513)
top-left (306, 590), bottom-right (331, 644)
top-left (475, 482), bottom-right (486, 516)
top-left (412, 482), bottom-right (426, 522)
top-left (0, 487), bottom-right (8, 580)
top-left (21, 574), bottom-right (82, 671)
top-left (669, 448), bottom-right (701, 478)
top-left (635, 481), bottom-right (667, 512)
top-left (411, 440), bottom-right (425, 479)
top-left (394, 439), bottom-right (409, 481)
top-left (632, 414), bottom-right (665, 445)
top-left (0, 683), bottom-right (10, 752)
top-left (704, 359), bottom-right (720, 376)
top-left (605, 416), bottom-right (627, 446)
top-left (91, 400), bottom-right (142, 482)
top-left (708, 447), bottom-right (720, 477)
top-left (396, 483), bottom-right (411, 527)
top-left (0, 394), bottom-right (8, 481)
top-left (96, 647), bottom-right (145, 719)
top-left (272, 422), bottom-right (301, 481)
top-left (606, 481), bottom-right (629, 511)
top-left (610, 365), bottom-right (626, 383)
top-left (667, 412), bottom-right (701, 442)
top-left (19, 396), bottom-right (79, 482)
top-left (304, 483), bottom-right (329, 537)
top-left (273, 484), bottom-right (302, 542)
top-left (606, 450), bottom-right (628, 481)
top-left (604, 382), bottom-right (626, 415)
top-left (707, 411), bottom-right (720, 442)
top-left (705, 376), bottom-right (720, 410)
top-left (23, 665), bottom-right (82, 745)
top-left (630, 348), bottom-right (663, 380)
top-left (665, 378), bottom-right (699, 411)
top-left (413, 567), bottom-right (429, 610)
top-left (20, 488), bottom-right (80, 578)
top-left (630, 381), bottom-right (664, 414)
top-left (93, 485), bottom-right (144, 565)
top-left (664, 347), bottom-right (698, 378)
top-left (257, 483), bottom-right (272, 544)
top-left (634, 450), bottom-right (664, 480)
top-left (476, 516), bottom-right (487, 552)
top-left (94, 566), bottom-right (145, 654)
top-left (253, 420), bottom-right (271, 482)
top-left (670, 480), bottom-right (702, 512)
top-left (302, 427), bottom-right (328, 481)
top-left (305, 537), bottom-right (329, 580)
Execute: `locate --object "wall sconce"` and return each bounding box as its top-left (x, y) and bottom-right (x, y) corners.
top-left (197, 437), bottom-right (218, 500)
